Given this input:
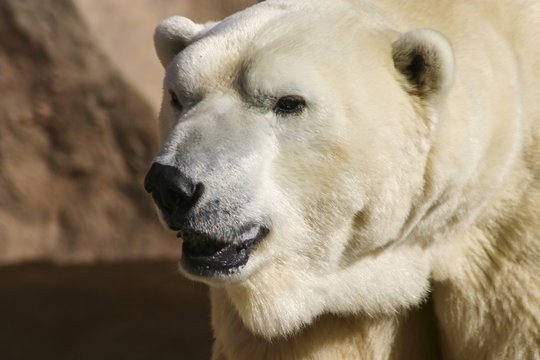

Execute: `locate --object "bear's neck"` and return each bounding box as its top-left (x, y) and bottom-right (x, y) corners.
top-left (209, 287), bottom-right (441, 360)
top-left (431, 151), bottom-right (540, 358)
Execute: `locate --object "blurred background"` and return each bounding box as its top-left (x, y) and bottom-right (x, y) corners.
top-left (0, 0), bottom-right (255, 359)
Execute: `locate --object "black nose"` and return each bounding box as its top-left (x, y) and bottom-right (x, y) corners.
top-left (144, 163), bottom-right (204, 225)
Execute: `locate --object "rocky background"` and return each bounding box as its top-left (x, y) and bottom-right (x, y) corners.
top-left (0, 1), bottom-right (255, 359)
top-left (0, 0), bottom-right (255, 265)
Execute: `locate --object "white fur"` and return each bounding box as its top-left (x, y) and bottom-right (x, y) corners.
top-left (154, 16), bottom-right (204, 67)
top-left (151, 0), bottom-right (540, 358)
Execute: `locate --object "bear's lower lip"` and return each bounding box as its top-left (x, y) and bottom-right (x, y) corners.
top-left (179, 224), bottom-right (269, 277)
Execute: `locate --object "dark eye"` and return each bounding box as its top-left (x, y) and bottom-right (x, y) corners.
top-left (274, 95), bottom-right (306, 115)
top-left (169, 90), bottom-right (182, 111)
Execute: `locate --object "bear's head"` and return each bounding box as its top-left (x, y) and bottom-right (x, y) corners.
top-left (145, 0), bottom-right (455, 338)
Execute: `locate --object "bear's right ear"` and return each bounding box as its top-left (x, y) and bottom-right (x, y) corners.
top-left (154, 16), bottom-right (206, 68)
top-left (392, 29), bottom-right (455, 104)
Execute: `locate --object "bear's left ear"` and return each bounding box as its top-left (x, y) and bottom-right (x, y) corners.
top-left (392, 29), bottom-right (455, 104)
top-left (154, 16), bottom-right (209, 68)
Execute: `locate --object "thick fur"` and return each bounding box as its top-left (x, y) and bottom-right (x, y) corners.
top-left (150, 0), bottom-right (540, 359)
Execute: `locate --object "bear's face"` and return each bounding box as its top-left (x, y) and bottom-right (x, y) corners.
top-left (145, 0), bottom-right (455, 338)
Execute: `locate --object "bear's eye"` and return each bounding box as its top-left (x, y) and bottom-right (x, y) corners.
top-left (169, 90), bottom-right (182, 111)
top-left (274, 95), bottom-right (306, 115)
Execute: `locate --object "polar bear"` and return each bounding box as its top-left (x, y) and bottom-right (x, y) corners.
top-left (144, 0), bottom-right (540, 359)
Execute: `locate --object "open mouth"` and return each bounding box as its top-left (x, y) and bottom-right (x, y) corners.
top-left (179, 224), bottom-right (269, 277)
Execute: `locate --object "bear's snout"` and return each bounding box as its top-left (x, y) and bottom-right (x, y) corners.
top-left (144, 163), bottom-right (204, 229)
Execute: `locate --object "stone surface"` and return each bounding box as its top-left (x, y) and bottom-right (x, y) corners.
top-left (0, 0), bottom-right (176, 264)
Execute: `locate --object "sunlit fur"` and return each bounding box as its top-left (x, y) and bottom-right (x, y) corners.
top-left (151, 0), bottom-right (540, 358)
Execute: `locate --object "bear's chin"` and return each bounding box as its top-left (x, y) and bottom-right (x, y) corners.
top-left (221, 244), bottom-right (432, 340)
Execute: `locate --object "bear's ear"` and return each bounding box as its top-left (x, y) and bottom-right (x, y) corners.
top-left (392, 29), bottom-right (455, 103)
top-left (154, 16), bottom-right (206, 68)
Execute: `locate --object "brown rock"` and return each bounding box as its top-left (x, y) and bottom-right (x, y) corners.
top-left (0, 0), bottom-right (176, 264)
